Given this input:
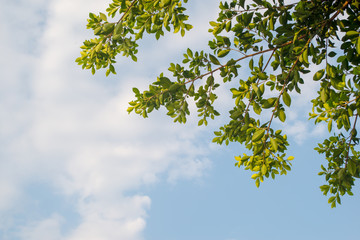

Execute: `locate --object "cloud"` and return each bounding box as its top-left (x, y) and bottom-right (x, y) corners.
top-left (65, 196), bottom-right (150, 240)
top-left (0, 0), bottom-right (220, 239)
top-left (284, 120), bottom-right (326, 144)
top-left (167, 158), bottom-right (212, 183)
top-left (18, 214), bottom-right (63, 240)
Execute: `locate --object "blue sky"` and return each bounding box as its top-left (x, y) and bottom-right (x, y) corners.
top-left (0, 0), bottom-right (359, 239)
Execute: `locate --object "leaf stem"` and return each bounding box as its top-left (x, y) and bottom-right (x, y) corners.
top-left (266, 36), bottom-right (313, 135)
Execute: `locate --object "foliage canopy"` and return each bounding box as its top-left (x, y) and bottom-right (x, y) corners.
top-left (77, 0), bottom-right (360, 207)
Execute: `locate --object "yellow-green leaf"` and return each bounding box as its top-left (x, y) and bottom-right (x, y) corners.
top-left (253, 102), bottom-right (262, 115)
top-left (252, 129), bottom-right (265, 142)
top-left (270, 137), bottom-right (278, 152)
top-left (209, 54), bottom-right (220, 65)
top-left (255, 178), bottom-right (260, 188)
top-left (320, 89), bottom-right (328, 103)
top-left (218, 49), bottom-right (230, 57)
top-left (313, 69), bottom-right (325, 81)
top-left (328, 119), bottom-right (333, 132)
top-left (282, 91), bottom-right (291, 107)
top-left (302, 48), bottom-right (309, 64)
top-left (100, 12), bottom-right (107, 21)
top-left (251, 173), bottom-right (259, 179)
top-left (261, 164), bottom-right (267, 175)
top-left (249, 58), bottom-right (254, 70)
top-left (218, 49), bottom-right (230, 58)
top-left (346, 30), bottom-right (359, 37)
top-left (278, 109), bottom-right (286, 122)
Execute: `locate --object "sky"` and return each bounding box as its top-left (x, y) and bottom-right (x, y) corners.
top-left (0, 0), bottom-right (359, 240)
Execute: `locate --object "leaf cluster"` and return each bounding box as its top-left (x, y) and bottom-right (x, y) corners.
top-left (76, 0), bottom-right (192, 75)
top-left (79, 0), bottom-right (360, 206)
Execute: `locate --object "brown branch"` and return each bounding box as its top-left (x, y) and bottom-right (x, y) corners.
top-left (266, 36), bottom-right (313, 135)
top-left (244, 48), bottom-right (277, 117)
top-left (327, 0), bottom-right (352, 25)
top-left (118, 0), bottom-right (139, 23)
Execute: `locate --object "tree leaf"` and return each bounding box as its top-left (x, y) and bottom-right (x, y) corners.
top-left (282, 91), bottom-right (291, 107)
top-left (278, 109), bottom-right (286, 122)
top-left (253, 102), bottom-right (262, 115)
top-left (209, 54), bottom-right (221, 65)
top-left (270, 137), bottom-right (278, 152)
top-left (218, 49), bottom-right (230, 58)
top-left (346, 30), bottom-right (359, 37)
top-left (261, 164), bottom-right (267, 175)
top-left (255, 178), bottom-right (260, 188)
top-left (302, 48), bottom-right (309, 64)
top-left (249, 58), bottom-right (254, 70)
top-left (287, 156), bottom-right (294, 161)
top-left (252, 129), bottom-right (265, 142)
top-left (313, 69), bottom-right (325, 81)
top-left (348, 160), bottom-right (356, 175)
top-left (100, 12), bottom-right (107, 21)
top-left (328, 119), bottom-right (332, 132)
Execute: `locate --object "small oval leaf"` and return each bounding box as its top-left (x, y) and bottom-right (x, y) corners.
top-left (252, 129), bottom-right (265, 142)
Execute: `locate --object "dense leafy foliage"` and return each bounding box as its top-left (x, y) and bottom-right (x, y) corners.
top-left (77, 0), bottom-right (360, 207)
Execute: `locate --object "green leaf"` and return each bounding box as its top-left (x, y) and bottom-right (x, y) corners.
top-left (346, 30), bottom-right (359, 37)
top-left (100, 12), bottom-right (107, 21)
top-left (320, 89), bottom-right (328, 103)
top-left (282, 91), bottom-right (291, 107)
top-left (255, 178), bottom-right (260, 188)
top-left (327, 119), bottom-right (332, 132)
top-left (261, 164), bottom-right (267, 175)
top-left (258, 72), bottom-right (267, 80)
top-left (94, 26), bottom-right (102, 35)
top-left (270, 138), bottom-right (278, 152)
top-left (218, 49), bottom-right (230, 58)
top-left (169, 83), bottom-right (181, 92)
top-left (198, 119), bottom-right (204, 126)
top-left (187, 48), bottom-right (193, 58)
top-left (113, 33), bottom-right (122, 41)
top-left (252, 129), bottom-right (265, 142)
top-left (313, 69), bottom-right (325, 81)
top-left (249, 58), bottom-right (254, 70)
top-left (114, 23), bottom-right (123, 35)
top-left (102, 23), bottom-right (115, 34)
top-left (160, 0), bottom-right (171, 7)
top-left (302, 48), bottom-right (309, 64)
top-left (328, 196), bottom-right (336, 203)
top-left (209, 54), bottom-right (221, 65)
top-left (278, 109), bottom-right (286, 122)
top-left (262, 98), bottom-right (277, 108)
top-left (253, 102), bottom-right (262, 115)
top-left (320, 185), bottom-right (330, 194)
top-left (132, 88), bottom-right (140, 95)
top-left (348, 160), bottom-right (357, 175)
top-left (357, 37), bottom-right (360, 55)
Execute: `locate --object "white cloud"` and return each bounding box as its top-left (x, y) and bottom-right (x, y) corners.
top-left (284, 120), bottom-right (326, 144)
top-left (167, 158), bottom-right (212, 183)
top-left (0, 0), bottom-right (220, 239)
top-left (65, 196), bottom-right (150, 240)
top-left (18, 214), bottom-right (63, 240)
